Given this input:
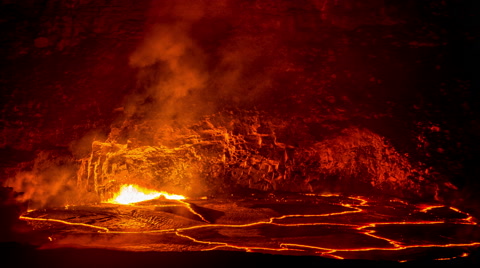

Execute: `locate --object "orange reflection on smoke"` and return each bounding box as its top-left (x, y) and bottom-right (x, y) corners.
top-left (105, 184), bottom-right (185, 205)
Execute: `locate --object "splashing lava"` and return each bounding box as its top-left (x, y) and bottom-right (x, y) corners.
top-left (106, 184), bottom-right (186, 205)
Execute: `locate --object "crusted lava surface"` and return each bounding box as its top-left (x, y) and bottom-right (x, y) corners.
top-left (16, 193), bottom-right (480, 263)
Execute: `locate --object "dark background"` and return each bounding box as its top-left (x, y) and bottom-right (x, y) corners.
top-left (1, 1), bottom-right (479, 261)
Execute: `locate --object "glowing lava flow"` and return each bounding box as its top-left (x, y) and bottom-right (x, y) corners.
top-left (19, 194), bottom-right (480, 262)
top-left (105, 184), bottom-right (185, 204)
top-left (177, 200), bottom-right (210, 223)
top-left (103, 184), bottom-right (209, 222)
top-left (168, 195), bottom-right (480, 259)
top-left (19, 216), bottom-right (109, 232)
top-left (418, 204), bottom-right (444, 213)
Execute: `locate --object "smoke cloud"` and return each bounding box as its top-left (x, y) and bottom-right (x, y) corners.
top-left (118, 0), bottom-right (286, 139)
top-left (128, 22), bottom-right (209, 123)
top-left (5, 151), bottom-right (94, 208)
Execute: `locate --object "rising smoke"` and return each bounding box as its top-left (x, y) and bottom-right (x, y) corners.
top-left (5, 151), bottom-right (94, 208)
top-left (3, 0), bottom-right (455, 208)
top-left (119, 0), bottom-right (286, 137)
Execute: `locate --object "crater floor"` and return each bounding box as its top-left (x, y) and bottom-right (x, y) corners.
top-left (19, 193), bottom-right (480, 262)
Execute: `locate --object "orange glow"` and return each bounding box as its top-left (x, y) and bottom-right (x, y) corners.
top-left (19, 216), bottom-right (109, 232)
top-left (418, 204), bottom-right (444, 213)
top-left (177, 200), bottom-right (210, 223)
top-left (20, 194), bottom-right (480, 261)
top-left (105, 184), bottom-right (185, 205)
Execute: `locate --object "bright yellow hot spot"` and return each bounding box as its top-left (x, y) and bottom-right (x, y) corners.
top-left (106, 184), bottom-right (185, 205)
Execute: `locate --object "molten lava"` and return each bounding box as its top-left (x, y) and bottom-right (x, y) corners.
top-left (105, 184), bottom-right (185, 205)
top-left (20, 193), bottom-right (480, 262)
